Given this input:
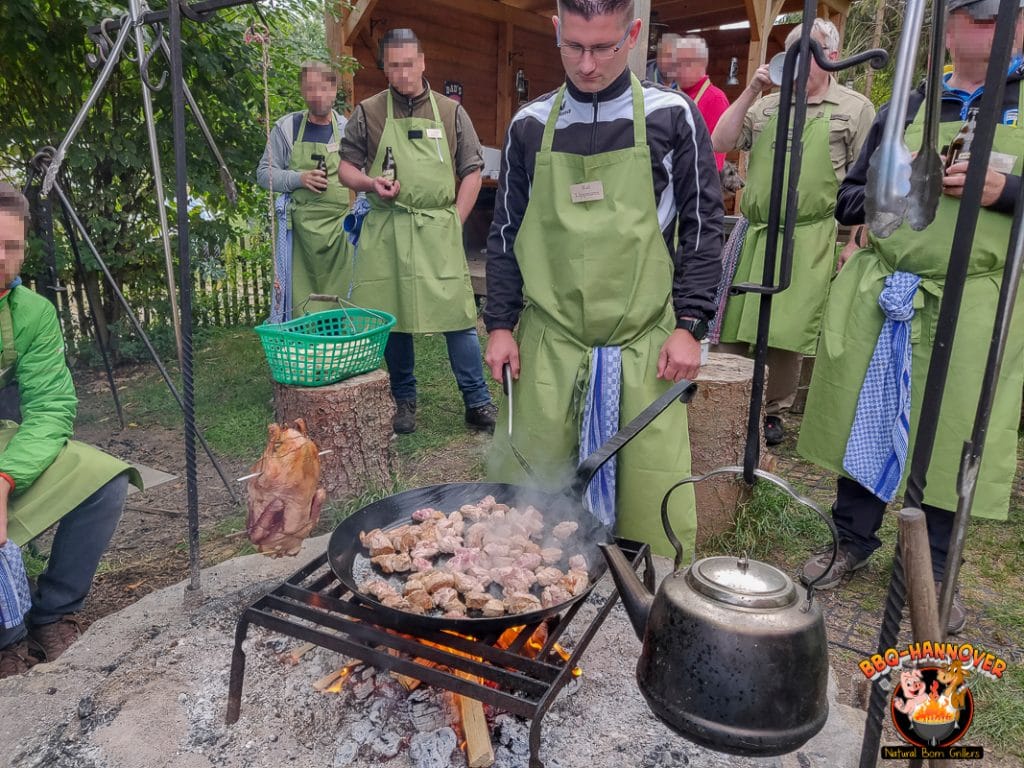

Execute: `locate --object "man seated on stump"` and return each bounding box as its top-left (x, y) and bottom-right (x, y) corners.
top-left (0, 183), bottom-right (140, 678)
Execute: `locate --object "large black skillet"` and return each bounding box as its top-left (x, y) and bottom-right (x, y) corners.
top-left (328, 377), bottom-right (697, 634)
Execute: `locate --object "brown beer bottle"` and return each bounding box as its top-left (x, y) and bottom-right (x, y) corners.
top-left (944, 107), bottom-right (978, 172)
top-left (381, 146), bottom-right (397, 184)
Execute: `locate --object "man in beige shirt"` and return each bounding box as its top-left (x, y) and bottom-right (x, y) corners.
top-left (711, 19), bottom-right (875, 446)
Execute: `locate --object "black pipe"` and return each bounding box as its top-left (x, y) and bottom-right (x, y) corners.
top-left (858, 0), bottom-right (1019, 764)
top-left (168, 0), bottom-right (203, 598)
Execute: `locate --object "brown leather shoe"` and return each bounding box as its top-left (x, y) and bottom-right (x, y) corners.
top-left (936, 581), bottom-right (968, 636)
top-left (29, 616), bottom-right (84, 662)
top-left (0, 639), bottom-right (42, 679)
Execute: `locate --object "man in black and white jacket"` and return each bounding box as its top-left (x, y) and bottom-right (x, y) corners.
top-left (483, 0), bottom-right (723, 558)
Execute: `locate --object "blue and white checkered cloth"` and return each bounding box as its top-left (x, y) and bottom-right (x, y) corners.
top-left (580, 347), bottom-right (622, 526)
top-left (843, 271), bottom-right (921, 502)
top-left (0, 539), bottom-right (31, 630)
top-left (269, 193), bottom-right (292, 323)
top-left (343, 195), bottom-right (371, 300)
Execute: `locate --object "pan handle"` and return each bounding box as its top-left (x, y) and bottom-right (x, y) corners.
top-left (570, 377), bottom-right (697, 499)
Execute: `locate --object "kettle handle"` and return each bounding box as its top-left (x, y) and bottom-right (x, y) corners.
top-left (660, 466), bottom-right (840, 606)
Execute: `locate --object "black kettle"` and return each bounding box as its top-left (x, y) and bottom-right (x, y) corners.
top-left (599, 468), bottom-right (838, 757)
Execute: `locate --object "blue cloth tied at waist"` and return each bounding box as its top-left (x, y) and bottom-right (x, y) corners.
top-left (269, 192), bottom-right (292, 323)
top-left (579, 346), bottom-right (622, 526)
top-left (842, 270), bottom-right (921, 502)
top-left (0, 539), bottom-right (31, 630)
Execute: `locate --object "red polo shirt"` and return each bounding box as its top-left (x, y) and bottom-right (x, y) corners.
top-left (683, 76), bottom-right (730, 172)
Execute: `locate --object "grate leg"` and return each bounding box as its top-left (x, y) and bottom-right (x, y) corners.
top-left (529, 716), bottom-right (545, 768)
top-left (225, 615), bottom-right (251, 724)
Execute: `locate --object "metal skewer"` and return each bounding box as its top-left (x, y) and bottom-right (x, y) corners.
top-left (236, 450), bottom-right (334, 483)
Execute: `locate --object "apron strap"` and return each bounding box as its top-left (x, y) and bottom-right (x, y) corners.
top-left (541, 75), bottom-right (647, 153)
top-left (297, 110), bottom-right (309, 142)
top-left (386, 88), bottom-right (443, 123)
top-left (694, 78), bottom-right (711, 104)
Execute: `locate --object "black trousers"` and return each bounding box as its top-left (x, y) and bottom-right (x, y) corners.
top-left (831, 476), bottom-right (956, 581)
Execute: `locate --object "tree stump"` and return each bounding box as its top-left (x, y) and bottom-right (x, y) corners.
top-left (273, 369), bottom-right (396, 500)
top-left (689, 353), bottom-right (769, 549)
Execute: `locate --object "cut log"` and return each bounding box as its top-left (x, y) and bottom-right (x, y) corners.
top-left (689, 353), bottom-right (769, 548)
top-left (455, 692), bottom-right (495, 768)
top-left (274, 369), bottom-right (396, 499)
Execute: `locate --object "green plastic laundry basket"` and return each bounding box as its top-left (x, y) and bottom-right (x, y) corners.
top-left (256, 307), bottom-right (395, 387)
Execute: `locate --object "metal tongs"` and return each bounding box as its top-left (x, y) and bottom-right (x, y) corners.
top-left (502, 363), bottom-right (538, 481)
top-left (906, 0), bottom-right (948, 230)
top-left (865, 0), bottom-right (928, 237)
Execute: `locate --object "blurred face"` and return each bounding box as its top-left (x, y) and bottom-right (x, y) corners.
top-left (0, 211), bottom-right (26, 289)
top-left (384, 42), bottom-right (426, 97)
top-left (553, 11), bottom-right (640, 93)
top-left (946, 10), bottom-right (1024, 67)
top-left (657, 42), bottom-right (677, 77)
top-left (802, 32), bottom-right (837, 97)
top-left (672, 44), bottom-right (708, 89)
top-left (300, 70), bottom-right (339, 119)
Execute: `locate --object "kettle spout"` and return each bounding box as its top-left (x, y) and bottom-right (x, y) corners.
top-left (599, 542), bottom-right (653, 642)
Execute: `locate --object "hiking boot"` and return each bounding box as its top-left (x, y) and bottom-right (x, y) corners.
top-left (393, 399), bottom-right (417, 434)
top-left (28, 616), bottom-right (83, 663)
top-left (937, 581), bottom-right (968, 636)
top-left (465, 402), bottom-right (498, 434)
top-left (764, 415), bottom-right (785, 446)
top-left (0, 639), bottom-right (42, 679)
top-left (800, 546), bottom-right (870, 589)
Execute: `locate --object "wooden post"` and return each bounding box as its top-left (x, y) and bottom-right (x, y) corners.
top-left (899, 508), bottom-right (943, 642)
top-left (627, 0), bottom-right (651, 79)
top-left (497, 23), bottom-right (513, 146)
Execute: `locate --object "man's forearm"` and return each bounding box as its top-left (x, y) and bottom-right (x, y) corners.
top-left (455, 170), bottom-right (482, 224)
top-left (339, 161), bottom-right (377, 194)
top-left (711, 87), bottom-right (758, 153)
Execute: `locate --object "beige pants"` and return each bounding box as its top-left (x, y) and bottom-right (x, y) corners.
top-left (712, 343), bottom-right (803, 418)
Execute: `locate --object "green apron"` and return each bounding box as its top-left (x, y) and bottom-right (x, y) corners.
top-left (798, 83), bottom-right (1024, 518)
top-left (350, 90), bottom-right (476, 333)
top-left (487, 75), bottom-right (696, 558)
top-left (719, 105), bottom-right (839, 354)
top-left (0, 303), bottom-right (141, 547)
top-left (288, 111), bottom-right (352, 316)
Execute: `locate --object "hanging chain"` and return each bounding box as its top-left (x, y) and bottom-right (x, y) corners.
top-left (245, 23), bottom-right (280, 298)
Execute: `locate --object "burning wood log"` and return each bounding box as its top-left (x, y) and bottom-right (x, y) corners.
top-left (283, 641), bottom-right (316, 665)
top-left (454, 688), bottom-right (495, 768)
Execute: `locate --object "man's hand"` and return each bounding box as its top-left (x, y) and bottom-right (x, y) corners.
top-left (657, 328), bottom-right (702, 383)
top-left (372, 176), bottom-right (401, 200)
top-left (747, 64), bottom-right (773, 96)
top-left (300, 169), bottom-right (328, 193)
top-left (485, 329), bottom-right (519, 382)
top-left (943, 161), bottom-right (1007, 207)
top-left (837, 235), bottom-right (861, 273)
top-left (0, 476), bottom-right (10, 546)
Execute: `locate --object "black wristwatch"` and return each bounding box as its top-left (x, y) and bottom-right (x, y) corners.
top-left (678, 317), bottom-right (709, 341)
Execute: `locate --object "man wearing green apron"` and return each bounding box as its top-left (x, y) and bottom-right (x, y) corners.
top-left (484, 0), bottom-right (724, 559)
top-left (671, 36), bottom-right (731, 172)
top-left (798, 0), bottom-right (1024, 635)
top-left (257, 61), bottom-right (352, 317)
top-left (711, 19), bottom-right (875, 446)
top-left (0, 184), bottom-right (141, 678)
top-left (340, 28), bottom-right (496, 436)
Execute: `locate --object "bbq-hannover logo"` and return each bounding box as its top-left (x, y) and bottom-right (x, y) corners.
top-left (856, 641), bottom-right (1008, 759)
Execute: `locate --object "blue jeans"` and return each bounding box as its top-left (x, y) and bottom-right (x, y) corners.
top-left (384, 328), bottom-right (492, 409)
top-left (0, 473), bottom-right (128, 649)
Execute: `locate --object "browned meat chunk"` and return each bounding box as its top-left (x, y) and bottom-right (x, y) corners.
top-left (411, 541), bottom-right (440, 560)
top-left (561, 568), bottom-right (589, 596)
top-left (441, 510), bottom-right (465, 535)
top-left (514, 552), bottom-right (543, 571)
top-left (405, 590), bottom-right (434, 613)
top-left (412, 507), bottom-right (445, 522)
top-left (445, 548), bottom-right (479, 572)
top-left (453, 572), bottom-right (486, 595)
top-left (403, 577), bottom-right (426, 595)
top-left (481, 598), bottom-right (506, 617)
top-left (478, 495), bottom-right (497, 512)
top-left (360, 579), bottom-right (398, 600)
top-left (420, 571), bottom-right (456, 594)
top-left (371, 553), bottom-right (412, 573)
top-left (436, 534), bottom-right (463, 554)
top-left (483, 542), bottom-right (511, 558)
top-left (412, 557), bottom-right (434, 573)
top-left (464, 522), bottom-right (489, 549)
top-left (464, 591), bottom-right (493, 611)
top-left (381, 594), bottom-right (412, 610)
top-left (360, 529), bottom-right (394, 556)
top-left (496, 567), bottom-right (537, 595)
top-left (534, 567), bottom-right (564, 587)
top-left (504, 592), bottom-right (542, 614)
top-left (551, 521), bottom-right (579, 541)
top-left (465, 565), bottom-right (493, 588)
top-left (568, 554), bottom-right (588, 572)
top-left (432, 587), bottom-right (459, 607)
top-left (541, 584), bottom-right (573, 608)
top-left (388, 526), bottom-right (420, 553)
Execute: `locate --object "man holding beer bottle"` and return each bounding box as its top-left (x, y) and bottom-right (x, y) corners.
top-left (340, 28), bottom-right (496, 435)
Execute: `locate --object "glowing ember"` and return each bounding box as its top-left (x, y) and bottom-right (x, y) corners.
top-left (316, 662), bottom-right (360, 694)
top-left (912, 697), bottom-right (957, 724)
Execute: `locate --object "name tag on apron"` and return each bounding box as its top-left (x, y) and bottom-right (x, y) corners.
top-left (326, 141), bottom-right (339, 153)
top-left (988, 151), bottom-right (1016, 174)
top-left (425, 128), bottom-right (443, 140)
top-left (569, 181), bottom-right (604, 204)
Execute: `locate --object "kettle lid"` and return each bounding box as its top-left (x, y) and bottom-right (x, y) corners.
top-left (686, 555), bottom-right (797, 609)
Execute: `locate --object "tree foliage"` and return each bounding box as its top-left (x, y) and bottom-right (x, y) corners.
top-left (0, 0), bottom-right (355, 356)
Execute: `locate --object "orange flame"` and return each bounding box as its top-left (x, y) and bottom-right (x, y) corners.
top-left (912, 697), bottom-right (957, 724)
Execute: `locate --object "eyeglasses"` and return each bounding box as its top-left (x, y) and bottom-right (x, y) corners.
top-left (557, 26), bottom-right (631, 61)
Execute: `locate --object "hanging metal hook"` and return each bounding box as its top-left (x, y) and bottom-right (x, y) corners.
top-left (141, 23), bottom-right (169, 92)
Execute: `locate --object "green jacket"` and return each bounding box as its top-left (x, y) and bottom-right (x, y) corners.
top-left (0, 284), bottom-right (76, 493)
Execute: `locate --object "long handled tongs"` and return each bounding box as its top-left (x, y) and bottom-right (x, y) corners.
top-left (735, 0), bottom-right (887, 483)
top-left (859, 1), bottom-right (1023, 764)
